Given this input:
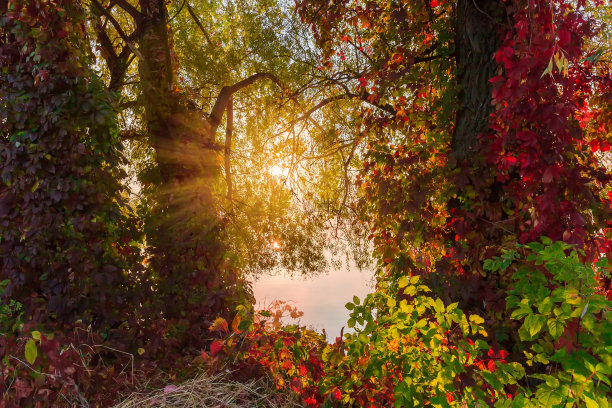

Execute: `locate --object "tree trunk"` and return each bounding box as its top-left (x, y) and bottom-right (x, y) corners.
top-left (452, 0), bottom-right (504, 162)
top-left (225, 96), bottom-right (234, 201)
top-left (431, 0), bottom-right (509, 312)
top-left (136, 0), bottom-right (246, 343)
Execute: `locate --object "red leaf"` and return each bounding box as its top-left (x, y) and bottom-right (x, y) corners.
top-left (334, 389), bottom-right (341, 400)
top-left (589, 139), bottom-right (601, 152)
top-left (558, 28), bottom-right (571, 46)
top-left (210, 340), bottom-right (223, 357)
top-left (542, 167), bottom-right (554, 184)
top-left (487, 360), bottom-right (497, 372)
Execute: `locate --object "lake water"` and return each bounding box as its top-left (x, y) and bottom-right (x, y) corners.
top-left (252, 259), bottom-right (376, 340)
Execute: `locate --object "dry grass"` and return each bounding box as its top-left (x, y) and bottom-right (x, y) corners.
top-left (113, 371), bottom-right (304, 408)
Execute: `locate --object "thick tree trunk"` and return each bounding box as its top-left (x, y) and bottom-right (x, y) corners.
top-left (452, 0), bottom-right (504, 162)
top-left (135, 0), bottom-right (245, 341)
top-left (432, 0), bottom-right (509, 312)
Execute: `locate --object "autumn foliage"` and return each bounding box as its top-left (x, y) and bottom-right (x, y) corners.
top-left (1, 0), bottom-right (611, 406)
top-left (224, 0), bottom-right (612, 405)
top-left (0, 0), bottom-right (138, 328)
top-left (297, 0), bottom-right (612, 305)
top-left (0, 1), bottom-right (243, 405)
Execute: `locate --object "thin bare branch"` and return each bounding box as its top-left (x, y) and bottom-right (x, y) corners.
top-left (186, 2), bottom-right (215, 48)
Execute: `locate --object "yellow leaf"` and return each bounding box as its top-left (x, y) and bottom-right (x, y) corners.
top-left (25, 339), bottom-right (37, 365)
top-left (554, 52), bottom-right (562, 72)
top-left (137, 348), bottom-right (145, 355)
top-left (469, 315), bottom-right (484, 325)
top-left (541, 57), bottom-right (554, 78)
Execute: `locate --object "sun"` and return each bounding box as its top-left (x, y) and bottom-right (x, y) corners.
top-left (268, 164), bottom-right (289, 178)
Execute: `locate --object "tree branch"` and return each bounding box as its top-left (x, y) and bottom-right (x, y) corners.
top-left (186, 3), bottom-right (214, 49)
top-left (119, 129), bottom-right (146, 140)
top-left (288, 94), bottom-right (348, 126)
top-left (96, 24), bottom-right (118, 66)
top-left (208, 72), bottom-right (288, 135)
top-left (330, 78), bottom-right (395, 115)
top-left (91, 0), bottom-right (143, 60)
top-left (111, 0), bottom-right (143, 23)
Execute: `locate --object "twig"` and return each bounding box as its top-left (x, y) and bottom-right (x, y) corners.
top-left (186, 2), bottom-right (215, 49)
top-left (9, 356), bottom-right (58, 379)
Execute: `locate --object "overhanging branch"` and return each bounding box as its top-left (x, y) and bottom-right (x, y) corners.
top-left (111, 0), bottom-right (143, 22)
top-left (207, 72), bottom-right (294, 135)
top-left (91, 0), bottom-right (143, 60)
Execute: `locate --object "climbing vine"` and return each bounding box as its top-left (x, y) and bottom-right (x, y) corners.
top-left (0, 0), bottom-right (144, 328)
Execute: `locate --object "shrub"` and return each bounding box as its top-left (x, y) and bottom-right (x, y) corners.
top-left (217, 240), bottom-right (611, 407)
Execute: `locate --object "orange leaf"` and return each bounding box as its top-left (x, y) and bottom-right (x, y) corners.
top-left (209, 317), bottom-right (229, 333)
top-left (231, 314), bottom-right (242, 332)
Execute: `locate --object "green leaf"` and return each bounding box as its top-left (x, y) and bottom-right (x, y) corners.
top-left (510, 304), bottom-right (532, 320)
top-left (446, 302), bottom-right (458, 313)
top-left (353, 296), bottom-right (360, 306)
top-left (25, 339), bottom-right (37, 365)
top-left (237, 319), bottom-right (251, 331)
top-left (535, 386), bottom-right (562, 405)
top-left (31, 330), bottom-right (41, 341)
top-left (522, 314), bottom-right (545, 338)
top-left (540, 236), bottom-right (553, 245)
top-left (545, 376), bottom-right (559, 388)
top-left (433, 298), bottom-right (445, 314)
top-left (537, 297), bottom-right (553, 315)
top-left (481, 371), bottom-right (502, 389)
top-left (546, 318), bottom-right (565, 339)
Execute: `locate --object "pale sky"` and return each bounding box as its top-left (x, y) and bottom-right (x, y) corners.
top-left (252, 257), bottom-right (375, 339)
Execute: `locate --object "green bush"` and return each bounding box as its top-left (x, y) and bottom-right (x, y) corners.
top-left (225, 240), bottom-right (611, 407)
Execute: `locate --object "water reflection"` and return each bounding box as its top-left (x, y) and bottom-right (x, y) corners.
top-left (252, 257), bottom-right (375, 339)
